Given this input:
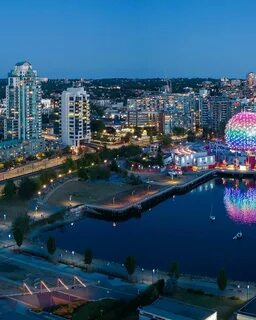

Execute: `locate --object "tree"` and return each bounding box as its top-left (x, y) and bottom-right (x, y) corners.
top-left (18, 177), bottom-right (39, 200)
top-left (187, 130), bottom-right (196, 142)
top-left (84, 249), bottom-right (93, 270)
top-left (217, 269), bottom-right (227, 291)
top-left (62, 157), bottom-right (76, 174)
top-left (109, 160), bottom-right (119, 172)
top-left (162, 135), bottom-right (171, 147)
top-left (77, 167), bottom-right (89, 180)
top-left (156, 150), bottom-right (164, 167)
top-left (169, 261), bottom-right (180, 280)
top-left (13, 228), bottom-right (23, 248)
top-left (2, 180), bottom-right (16, 199)
top-left (88, 165), bottom-right (111, 181)
top-left (168, 261), bottom-right (180, 292)
top-left (127, 173), bottom-right (142, 185)
top-left (173, 127), bottom-right (186, 136)
top-left (149, 130), bottom-right (154, 144)
top-left (125, 256), bottom-right (136, 277)
top-left (12, 215), bottom-right (30, 236)
top-left (90, 119), bottom-right (105, 133)
top-left (134, 127), bottom-right (142, 138)
top-left (39, 169), bottom-right (57, 185)
top-left (47, 237), bottom-right (56, 256)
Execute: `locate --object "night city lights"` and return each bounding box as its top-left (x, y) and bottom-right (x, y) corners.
top-left (1, 0), bottom-right (256, 319)
top-left (224, 187), bottom-right (256, 224)
top-left (225, 112), bottom-right (256, 151)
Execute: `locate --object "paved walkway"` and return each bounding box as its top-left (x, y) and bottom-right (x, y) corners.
top-left (21, 241), bottom-right (255, 302)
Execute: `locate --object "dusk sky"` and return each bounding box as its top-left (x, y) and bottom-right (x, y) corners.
top-left (1, 0), bottom-right (256, 79)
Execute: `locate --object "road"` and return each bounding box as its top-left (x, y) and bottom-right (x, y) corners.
top-left (0, 155), bottom-right (79, 182)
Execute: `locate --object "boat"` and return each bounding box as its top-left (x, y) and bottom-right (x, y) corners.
top-left (209, 205), bottom-right (215, 221)
top-left (233, 232), bottom-right (242, 240)
top-left (112, 222), bottom-right (117, 227)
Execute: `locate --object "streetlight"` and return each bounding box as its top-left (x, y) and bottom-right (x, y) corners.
top-left (152, 269), bottom-right (155, 283)
top-left (71, 250), bottom-right (75, 265)
top-left (247, 285), bottom-right (250, 300)
top-left (3, 214), bottom-right (6, 221)
top-left (141, 268), bottom-right (144, 282)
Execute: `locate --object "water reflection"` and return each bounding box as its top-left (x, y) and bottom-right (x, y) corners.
top-left (224, 181), bottom-right (256, 224)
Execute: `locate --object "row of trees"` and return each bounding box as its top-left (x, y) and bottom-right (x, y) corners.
top-left (12, 222), bottom-right (228, 292)
top-left (2, 144), bottom-right (143, 200)
top-left (2, 169), bottom-right (57, 201)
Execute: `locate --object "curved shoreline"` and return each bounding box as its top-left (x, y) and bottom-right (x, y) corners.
top-left (30, 168), bottom-right (256, 288)
top-left (34, 168), bottom-right (256, 231)
top-left (83, 168), bottom-right (256, 221)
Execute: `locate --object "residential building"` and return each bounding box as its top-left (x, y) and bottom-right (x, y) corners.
top-left (5, 61), bottom-right (42, 141)
top-left (61, 87), bottom-right (91, 148)
top-left (247, 72), bottom-right (256, 88)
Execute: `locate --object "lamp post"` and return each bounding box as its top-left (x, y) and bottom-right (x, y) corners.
top-left (247, 285), bottom-right (250, 300)
top-left (152, 269), bottom-right (155, 283)
top-left (141, 268), bottom-right (144, 282)
top-left (71, 250), bottom-right (75, 265)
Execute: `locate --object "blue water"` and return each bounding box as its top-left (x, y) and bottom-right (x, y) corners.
top-left (43, 178), bottom-right (256, 281)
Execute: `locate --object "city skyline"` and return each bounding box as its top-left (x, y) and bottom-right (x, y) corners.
top-left (1, 0), bottom-right (256, 79)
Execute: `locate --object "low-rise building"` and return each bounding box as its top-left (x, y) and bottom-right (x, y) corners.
top-left (139, 297), bottom-right (217, 320)
top-left (0, 139), bottom-right (44, 160)
top-left (172, 146), bottom-right (215, 169)
top-left (236, 297), bottom-right (256, 320)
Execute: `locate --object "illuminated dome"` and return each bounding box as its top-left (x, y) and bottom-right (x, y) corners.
top-left (225, 112), bottom-right (256, 151)
top-left (224, 187), bottom-right (256, 224)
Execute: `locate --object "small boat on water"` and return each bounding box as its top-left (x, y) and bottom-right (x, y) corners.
top-left (209, 205), bottom-right (215, 222)
top-left (233, 232), bottom-right (242, 240)
top-left (112, 222), bottom-right (117, 227)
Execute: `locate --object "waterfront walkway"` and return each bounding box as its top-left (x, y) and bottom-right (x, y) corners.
top-left (19, 240), bottom-right (256, 302)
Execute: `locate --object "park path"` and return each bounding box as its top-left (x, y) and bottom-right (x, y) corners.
top-left (18, 240), bottom-right (255, 302)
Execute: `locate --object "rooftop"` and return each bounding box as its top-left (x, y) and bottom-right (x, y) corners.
top-left (237, 297), bottom-right (256, 317)
top-left (139, 297), bottom-right (216, 320)
top-left (15, 61), bottom-right (31, 66)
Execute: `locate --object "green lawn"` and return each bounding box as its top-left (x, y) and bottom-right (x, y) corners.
top-left (0, 195), bottom-right (29, 222)
top-left (72, 299), bottom-right (126, 320)
top-left (47, 180), bottom-right (143, 207)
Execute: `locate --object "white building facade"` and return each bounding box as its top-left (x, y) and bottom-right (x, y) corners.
top-left (61, 87), bottom-right (91, 148)
top-left (6, 61), bottom-right (42, 141)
